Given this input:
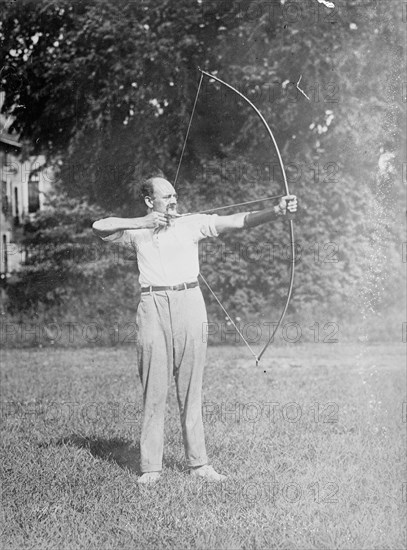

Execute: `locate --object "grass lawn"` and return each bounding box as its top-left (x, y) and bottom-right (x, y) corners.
top-left (1, 343), bottom-right (405, 549)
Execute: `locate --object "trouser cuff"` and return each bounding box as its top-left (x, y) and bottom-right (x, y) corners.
top-left (187, 458), bottom-right (208, 468)
top-left (140, 464), bottom-right (162, 473)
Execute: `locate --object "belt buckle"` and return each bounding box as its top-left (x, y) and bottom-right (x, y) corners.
top-left (183, 282), bottom-right (187, 291)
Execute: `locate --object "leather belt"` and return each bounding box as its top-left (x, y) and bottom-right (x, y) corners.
top-left (141, 281), bottom-right (199, 293)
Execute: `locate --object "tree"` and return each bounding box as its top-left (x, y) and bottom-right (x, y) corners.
top-left (0, 0), bottom-right (230, 209)
top-left (1, 0), bottom-right (404, 334)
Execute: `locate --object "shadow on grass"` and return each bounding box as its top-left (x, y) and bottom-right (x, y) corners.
top-left (45, 435), bottom-right (186, 474)
top-left (54, 435), bottom-right (140, 473)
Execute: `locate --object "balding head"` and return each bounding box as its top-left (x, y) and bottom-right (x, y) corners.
top-left (151, 177), bottom-right (175, 197)
top-left (142, 176), bottom-right (178, 214)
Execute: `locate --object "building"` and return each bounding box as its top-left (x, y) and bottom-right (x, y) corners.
top-left (0, 92), bottom-right (53, 277)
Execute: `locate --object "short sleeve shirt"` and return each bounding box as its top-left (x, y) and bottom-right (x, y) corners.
top-left (101, 214), bottom-right (219, 286)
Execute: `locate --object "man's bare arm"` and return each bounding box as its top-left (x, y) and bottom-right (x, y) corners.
top-left (92, 212), bottom-right (170, 238)
top-left (214, 195), bottom-right (298, 234)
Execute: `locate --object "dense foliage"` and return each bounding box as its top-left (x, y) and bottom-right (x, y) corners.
top-left (5, 194), bottom-right (140, 344)
top-left (0, 0), bottom-right (405, 339)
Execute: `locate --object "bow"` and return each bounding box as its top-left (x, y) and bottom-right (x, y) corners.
top-left (174, 68), bottom-right (295, 366)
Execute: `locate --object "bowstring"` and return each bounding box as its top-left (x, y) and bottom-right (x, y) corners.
top-left (199, 273), bottom-right (259, 362)
top-left (173, 72), bottom-right (204, 189)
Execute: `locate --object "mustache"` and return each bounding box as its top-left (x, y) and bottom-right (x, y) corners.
top-left (166, 205), bottom-right (180, 218)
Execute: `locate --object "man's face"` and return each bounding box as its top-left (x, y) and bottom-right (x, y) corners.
top-left (148, 178), bottom-right (178, 215)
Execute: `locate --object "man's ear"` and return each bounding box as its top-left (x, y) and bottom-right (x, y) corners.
top-left (145, 196), bottom-right (154, 209)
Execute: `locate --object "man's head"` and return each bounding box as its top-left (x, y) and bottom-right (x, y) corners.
top-left (141, 174), bottom-right (178, 215)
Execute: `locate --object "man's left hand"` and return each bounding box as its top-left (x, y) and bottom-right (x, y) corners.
top-left (278, 195), bottom-right (298, 215)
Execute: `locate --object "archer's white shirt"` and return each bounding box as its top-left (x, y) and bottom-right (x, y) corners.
top-left (102, 214), bottom-right (219, 286)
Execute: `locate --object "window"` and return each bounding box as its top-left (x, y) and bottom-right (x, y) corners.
top-left (2, 234), bottom-right (7, 275)
top-left (1, 181), bottom-right (8, 215)
top-left (28, 173), bottom-right (40, 213)
top-left (14, 187), bottom-right (19, 216)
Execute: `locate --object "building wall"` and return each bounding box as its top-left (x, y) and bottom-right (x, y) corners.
top-left (0, 93), bottom-right (53, 277)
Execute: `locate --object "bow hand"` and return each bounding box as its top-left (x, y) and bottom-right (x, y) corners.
top-left (278, 195), bottom-right (298, 216)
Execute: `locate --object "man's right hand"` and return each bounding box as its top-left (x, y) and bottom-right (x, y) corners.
top-left (143, 212), bottom-right (170, 229)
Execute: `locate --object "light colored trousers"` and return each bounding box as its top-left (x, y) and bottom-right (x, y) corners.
top-left (136, 286), bottom-right (208, 473)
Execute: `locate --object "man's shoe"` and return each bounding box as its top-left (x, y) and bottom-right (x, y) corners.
top-left (190, 464), bottom-right (226, 482)
top-left (137, 472), bottom-right (161, 484)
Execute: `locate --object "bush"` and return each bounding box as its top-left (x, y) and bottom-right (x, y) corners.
top-left (3, 193), bottom-right (141, 347)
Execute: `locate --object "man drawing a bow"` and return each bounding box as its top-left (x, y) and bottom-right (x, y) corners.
top-left (93, 173), bottom-right (298, 484)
